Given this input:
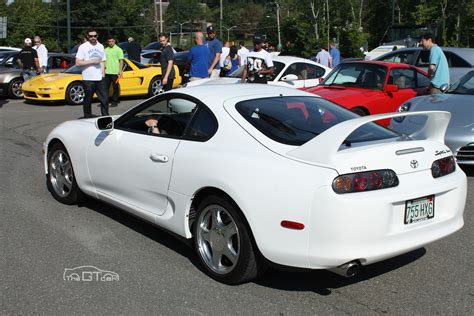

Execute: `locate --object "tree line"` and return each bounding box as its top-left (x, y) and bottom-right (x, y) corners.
top-left (0, 0), bottom-right (472, 58)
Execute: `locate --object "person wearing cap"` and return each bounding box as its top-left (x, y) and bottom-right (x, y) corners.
top-left (205, 25), bottom-right (223, 78)
top-left (33, 35), bottom-right (48, 73)
top-left (126, 37), bottom-right (142, 63)
top-left (17, 38), bottom-right (40, 81)
top-left (242, 36), bottom-right (274, 84)
top-left (75, 28), bottom-right (108, 118)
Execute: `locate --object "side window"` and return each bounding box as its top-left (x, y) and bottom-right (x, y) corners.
top-left (183, 107), bottom-right (218, 141)
top-left (115, 97), bottom-right (197, 138)
top-left (388, 68), bottom-right (416, 89)
top-left (123, 61), bottom-right (133, 72)
top-left (416, 51), bottom-right (430, 67)
top-left (416, 71), bottom-right (431, 87)
top-left (445, 52), bottom-right (470, 67)
top-left (280, 63), bottom-right (325, 80)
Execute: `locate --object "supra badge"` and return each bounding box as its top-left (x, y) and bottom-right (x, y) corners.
top-left (410, 160), bottom-right (419, 169)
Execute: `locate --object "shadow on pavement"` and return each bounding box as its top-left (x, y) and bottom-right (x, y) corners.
top-left (0, 97), bottom-right (9, 108)
top-left (77, 197), bottom-right (426, 293)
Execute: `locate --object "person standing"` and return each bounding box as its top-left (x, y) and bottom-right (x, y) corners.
top-left (237, 41), bottom-right (249, 67)
top-left (329, 42), bottom-right (340, 68)
top-left (75, 29), bottom-right (108, 118)
top-left (104, 35), bottom-right (123, 107)
top-left (205, 25), bottom-right (223, 78)
top-left (188, 32), bottom-right (210, 81)
top-left (17, 38), bottom-right (40, 81)
top-left (315, 46), bottom-right (332, 68)
top-left (126, 37), bottom-right (142, 63)
top-left (33, 35), bottom-right (48, 73)
top-left (419, 32), bottom-right (449, 94)
top-left (224, 45), bottom-right (239, 76)
top-left (158, 33), bottom-right (175, 91)
top-left (242, 36), bottom-right (274, 84)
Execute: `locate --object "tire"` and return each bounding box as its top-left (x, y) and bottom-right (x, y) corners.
top-left (351, 107), bottom-right (368, 116)
top-left (8, 77), bottom-right (24, 98)
top-left (65, 82), bottom-right (85, 105)
top-left (193, 195), bottom-right (261, 284)
top-left (46, 143), bottom-right (84, 205)
top-left (148, 76), bottom-right (163, 97)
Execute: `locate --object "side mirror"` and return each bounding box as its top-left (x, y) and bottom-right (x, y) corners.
top-left (281, 74), bottom-right (299, 82)
top-left (96, 116), bottom-right (114, 131)
top-left (439, 83), bottom-right (449, 93)
top-left (384, 84), bottom-right (399, 93)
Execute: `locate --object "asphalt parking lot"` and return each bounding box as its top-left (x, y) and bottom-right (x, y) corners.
top-left (1, 96), bottom-right (473, 315)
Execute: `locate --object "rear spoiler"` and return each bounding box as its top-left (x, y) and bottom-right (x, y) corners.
top-left (287, 111), bottom-right (451, 165)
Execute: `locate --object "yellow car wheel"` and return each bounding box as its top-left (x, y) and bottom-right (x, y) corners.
top-left (148, 76), bottom-right (163, 97)
top-left (66, 82), bottom-right (86, 105)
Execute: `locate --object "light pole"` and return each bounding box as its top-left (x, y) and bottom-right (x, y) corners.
top-left (174, 21), bottom-right (190, 47)
top-left (268, 1), bottom-right (281, 51)
top-left (222, 25), bottom-right (237, 42)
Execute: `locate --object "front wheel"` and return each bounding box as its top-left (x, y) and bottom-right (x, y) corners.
top-left (193, 195), bottom-right (262, 284)
top-left (148, 76), bottom-right (163, 97)
top-left (65, 82), bottom-right (85, 105)
top-left (8, 77), bottom-right (23, 98)
top-left (46, 143), bottom-right (84, 204)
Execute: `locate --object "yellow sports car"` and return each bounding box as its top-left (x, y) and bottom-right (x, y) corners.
top-left (22, 58), bottom-right (181, 105)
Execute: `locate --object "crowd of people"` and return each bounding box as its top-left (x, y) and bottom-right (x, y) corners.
top-left (15, 27), bottom-right (449, 118)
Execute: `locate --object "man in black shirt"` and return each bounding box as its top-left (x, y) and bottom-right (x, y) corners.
top-left (17, 38), bottom-right (40, 81)
top-left (158, 33), bottom-right (175, 91)
top-left (126, 37), bottom-right (142, 62)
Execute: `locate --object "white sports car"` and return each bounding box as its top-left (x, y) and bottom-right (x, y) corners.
top-left (185, 56), bottom-right (331, 89)
top-left (44, 84), bottom-right (466, 284)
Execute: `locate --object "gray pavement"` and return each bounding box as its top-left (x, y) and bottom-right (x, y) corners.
top-left (1, 96), bottom-right (473, 315)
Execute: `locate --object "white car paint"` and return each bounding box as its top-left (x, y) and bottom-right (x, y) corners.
top-left (185, 55), bottom-right (331, 89)
top-left (44, 85), bottom-right (466, 276)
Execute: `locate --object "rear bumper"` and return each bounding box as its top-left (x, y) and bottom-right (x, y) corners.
top-left (305, 168), bottom-right (466, 269)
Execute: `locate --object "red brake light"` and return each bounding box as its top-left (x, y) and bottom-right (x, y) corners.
top-left (431, 156), bottom-right (455, 178)
top-left (332, 169), bottom-right (399, 194)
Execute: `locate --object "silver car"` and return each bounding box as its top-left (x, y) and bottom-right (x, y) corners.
top-left (375, 47), bottom-right (474, 83)
top-left (389, 70), bottom-right (474, 165)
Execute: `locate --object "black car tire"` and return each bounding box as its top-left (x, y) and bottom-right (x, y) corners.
top-left (8, 77), bottom-right (24, 98)
top-left (65, 82), bottom-right (86, 105)
top-left (193, 195), bottom-right (263, 285)
top-left (148, 76), bottom-right (163, 97)
top-left (46, 142), bottom-right (84, 205)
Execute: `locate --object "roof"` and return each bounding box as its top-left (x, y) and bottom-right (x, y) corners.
top-left (376, 47), bottom-right (474, 66)
top-left (344, 60), bottom-right (416, 69)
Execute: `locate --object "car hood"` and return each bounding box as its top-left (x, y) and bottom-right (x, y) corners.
top-left (27, 72), bottom-right (76, 85)
top-left (185, 77), bottom-right (241, 87)
top-left (308, 86), bottom-right (377, 103)
top-left (405, 94), bottom-right (474, 128)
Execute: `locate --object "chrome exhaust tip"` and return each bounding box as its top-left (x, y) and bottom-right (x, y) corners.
top-left (328, 261), bottom-right (360, 278)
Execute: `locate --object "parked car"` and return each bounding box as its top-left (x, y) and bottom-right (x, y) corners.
top-left (43, 84), bottom-right (466, 284)
top-left (143, 41), bottom-right (162, 51)
top-left (304, 61), bottom-right (431, 125)
top-left (364, 45), bottom-right (405, 60)
top-left (0, 50), bottom-right (20, 67)
top-left (22, 58), bottom-right (181, 105)
top-left (185, 56), bottom-right (331, 89)
top-left (0, 53), bottom-right (76, 98)
top-left (145, 50), bottom-right (190, 84)
top-left (0, 46), bottom-right (21, 52)
top-left (389, 70), bottom-right (474, 165)
top-left (375, 47), bottom-right (474, 82)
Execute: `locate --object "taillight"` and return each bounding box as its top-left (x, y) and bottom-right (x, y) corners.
top-left (332, 169), bottom-right (399, 194)
top-left (431, 156), bottom-right (455, 178)
top-left (393, 102), bottom-right (411, 122)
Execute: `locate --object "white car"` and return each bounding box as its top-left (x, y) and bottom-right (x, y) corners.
top-left (185, 56), bottom-right (331, 89)
top-left (44, 85), bottom-right (466, 284)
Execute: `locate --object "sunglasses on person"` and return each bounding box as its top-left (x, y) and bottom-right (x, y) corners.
top-left (88, 34), bottom-right (98, 38)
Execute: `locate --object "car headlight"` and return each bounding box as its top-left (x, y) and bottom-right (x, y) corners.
top-left (393, 102), bottom-right (411, 122)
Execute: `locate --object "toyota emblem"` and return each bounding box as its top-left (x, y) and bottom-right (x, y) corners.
top-left (410, 160), bottom-right (419, 169)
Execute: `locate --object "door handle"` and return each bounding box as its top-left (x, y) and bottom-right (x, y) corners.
top-left (149, 153), bottom-right (169, 163)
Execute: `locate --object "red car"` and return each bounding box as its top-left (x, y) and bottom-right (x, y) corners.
top-left (304, 61), bottom-right (430, 125)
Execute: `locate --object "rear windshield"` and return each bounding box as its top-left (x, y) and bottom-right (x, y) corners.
top-left (236, 96), bottom-right (398, 146)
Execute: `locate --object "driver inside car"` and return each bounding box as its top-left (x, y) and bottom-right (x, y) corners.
top-left (145, 118), bottom-right (167, 134)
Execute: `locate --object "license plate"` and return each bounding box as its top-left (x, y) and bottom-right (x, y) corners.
top-left (404, 195), bottom-right (435, 224)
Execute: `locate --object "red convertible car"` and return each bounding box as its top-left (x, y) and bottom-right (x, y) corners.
top-left (304, 61), bottom-right (431, 125)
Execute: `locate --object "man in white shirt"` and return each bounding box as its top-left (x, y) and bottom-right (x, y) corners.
top-left (33, 36), bottom-right (48, 73)
top-left (315, 46), bottom-right (332, 68)
top-left (237, 41), bottom-right (249, 67)
top-left (75, 29), bottom-right (107, 118)
top-left (242, 36), bottom-right (274, 84)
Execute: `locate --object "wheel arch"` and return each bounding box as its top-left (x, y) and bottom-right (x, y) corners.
top-left (44, 138), bottom-right (66, 174)
top-left (65, 80), bottom-right (85, 104)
